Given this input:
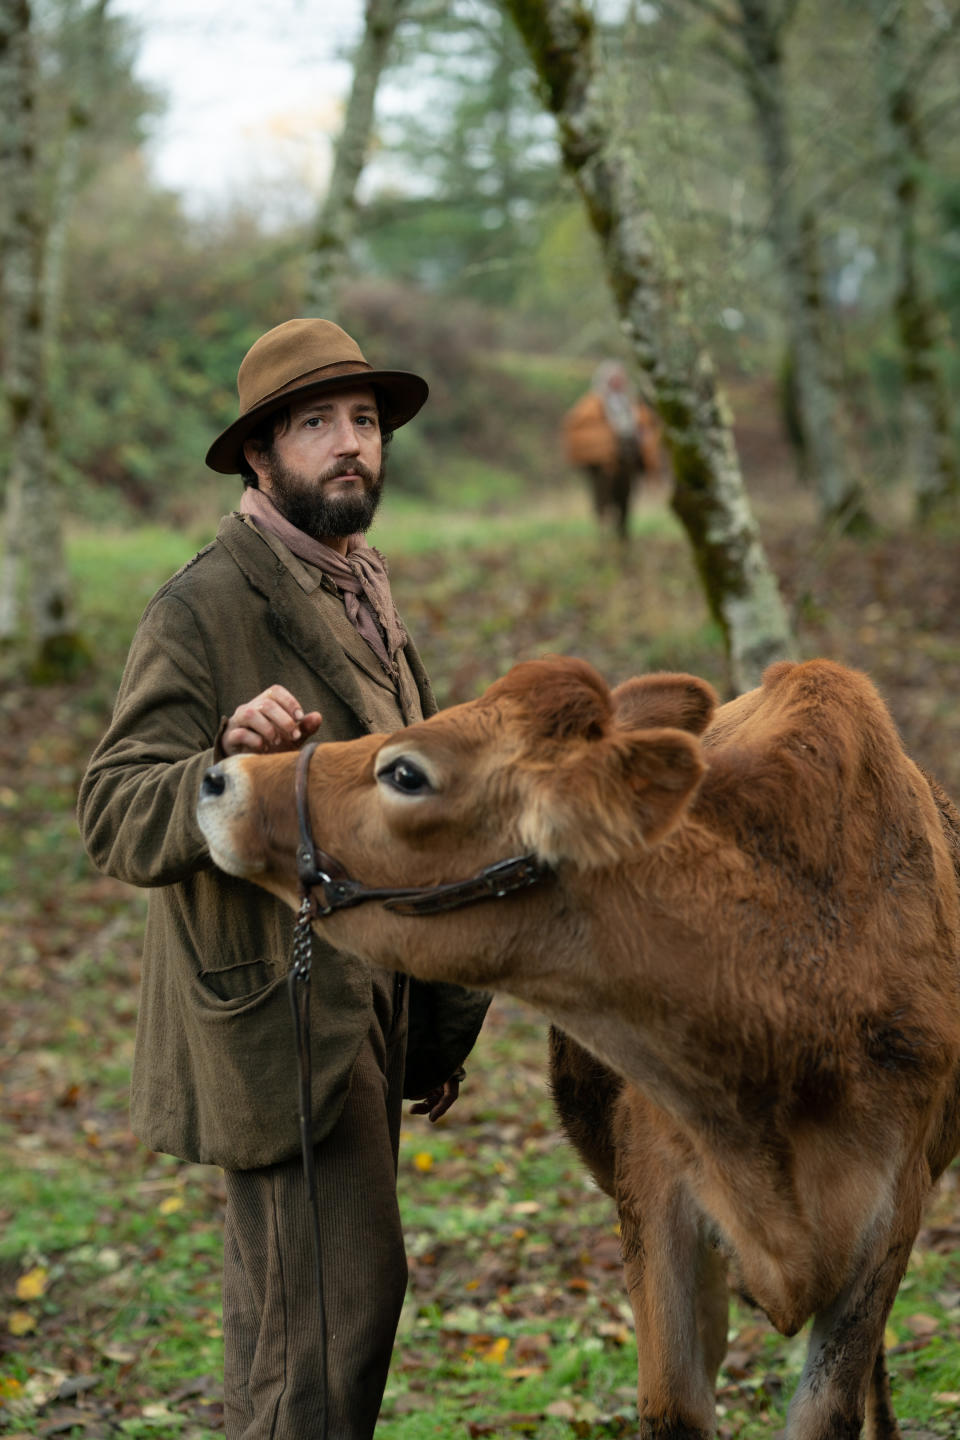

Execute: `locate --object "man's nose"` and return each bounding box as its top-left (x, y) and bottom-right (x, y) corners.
top-left (331, 415), bottom-right (361, 452)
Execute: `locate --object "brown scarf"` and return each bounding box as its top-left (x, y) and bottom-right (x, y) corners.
top-left (239, 488), bottom-right (408, 676)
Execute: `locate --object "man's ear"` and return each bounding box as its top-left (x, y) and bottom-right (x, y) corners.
top-left (242, 437), bottom-right (268, 484)
top-left (611, 673), bottom-right (718, 736)
top-left (518, 727), bottom-right (706, 868)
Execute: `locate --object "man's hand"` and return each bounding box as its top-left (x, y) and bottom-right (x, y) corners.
top-left (409, 1068), bottom-right (465, 1124)
top-left (222, 685), bottom-right (322, 756)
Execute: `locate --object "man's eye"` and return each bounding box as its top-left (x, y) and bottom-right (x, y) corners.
top-left (378, 758), bottom-right (433, 795)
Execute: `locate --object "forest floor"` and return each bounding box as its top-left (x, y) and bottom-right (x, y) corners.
top-left (2, 450), bottom-right (960, 1438)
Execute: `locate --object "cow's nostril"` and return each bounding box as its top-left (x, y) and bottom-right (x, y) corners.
top-left (201, 765), bottom-right (228, 799)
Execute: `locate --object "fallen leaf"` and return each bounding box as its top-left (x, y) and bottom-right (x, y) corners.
top-left (37, 1409), bottom-right (93, 1437)
top-left (546, 1400), bottom-right (577, 1419)
top-left (483, 1336), bottom-right (510, 1364)
top-left (513, 1333), bottom-right (551, 1362)
top-left (7, 1310), bottom-right (37, 1336)
top-left (55, 1377), bottom-right (100, 1402)
top-left (100, 1343), bottom-right (137, 1365)
top-left (15, 1266), bottom-right (49, 1300)
top-left (904, 1313), bottom-right (940, 1338)
top-left (157, 1194), bottom-right (184, 1215)
top-left (412, 1152), bottom-right (433, 1173)
top-left (597, 1320), bottom-right (632, 1345)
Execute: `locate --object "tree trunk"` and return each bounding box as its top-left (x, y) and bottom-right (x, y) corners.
top-left (42, 1), bottom-right (109, 368)
top-left (305, 0), bottom-right (409, 315)
top-left (504, 0), bottom-right (795, 695)
top-left (874, 0), bottom-right (959, 522)
top-left (0, 0), bottom-right (87, 677)
top-left (735, 0), bottom-right (869, 532)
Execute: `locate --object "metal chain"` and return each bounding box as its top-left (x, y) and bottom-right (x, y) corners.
top-left (288, 888), bottom-right (326, 1440)
top-left (292, 894), bottom-right (314, 981)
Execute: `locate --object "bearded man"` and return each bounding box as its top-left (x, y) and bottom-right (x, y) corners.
top-left (78, 319), bottom-right (489, 1440)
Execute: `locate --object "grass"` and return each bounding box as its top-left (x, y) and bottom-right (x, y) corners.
top-left (2, 489), bottom-right (959, 1437)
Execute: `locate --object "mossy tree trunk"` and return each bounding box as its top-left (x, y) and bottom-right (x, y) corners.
top-left (713, 0), bottom-right (869, 531)
top-left (874, 0), bottom-right (959, 523)
top-left (503, 0), bottom-right (795, 695)
top-left (305, 0), bottom-right (409, 316)
top-left (0, 0), bottom-right (88, 679)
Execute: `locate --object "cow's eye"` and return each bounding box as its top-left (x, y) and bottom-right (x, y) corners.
top-left (377, 757), bottom-right (434, 795)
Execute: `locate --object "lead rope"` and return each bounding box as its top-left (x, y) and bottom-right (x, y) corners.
top-left (289, 892), bottom-right (328, 1440)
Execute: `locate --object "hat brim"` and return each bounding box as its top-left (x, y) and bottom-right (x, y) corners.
top-left (205, 368), bottom-right (429, 475)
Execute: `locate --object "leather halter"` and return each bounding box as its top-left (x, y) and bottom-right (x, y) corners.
top-left (294, 740), bottom-right (548, 917)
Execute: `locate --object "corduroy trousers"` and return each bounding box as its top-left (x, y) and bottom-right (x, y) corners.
top-left (221, 974), bottom-right (408, 1439)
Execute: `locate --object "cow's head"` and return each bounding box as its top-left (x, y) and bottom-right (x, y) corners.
top-left (197, 658), bottom-right (714, 924)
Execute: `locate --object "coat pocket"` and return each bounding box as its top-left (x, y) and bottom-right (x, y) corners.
top-left (198, 957), bottom-right (278, 1002)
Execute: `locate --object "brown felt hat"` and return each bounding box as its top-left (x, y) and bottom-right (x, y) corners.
top-left (205, 317), bottom-right (429, 474)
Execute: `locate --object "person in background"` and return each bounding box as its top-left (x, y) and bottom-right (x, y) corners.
top-left (562, 359), bottom-right (662, 540)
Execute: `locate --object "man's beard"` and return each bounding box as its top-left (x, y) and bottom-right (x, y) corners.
top-left (263, 454), bottom-right (385, 540)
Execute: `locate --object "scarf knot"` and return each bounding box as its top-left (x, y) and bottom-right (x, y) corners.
top-left (239, 488), bottom-right (408, 675)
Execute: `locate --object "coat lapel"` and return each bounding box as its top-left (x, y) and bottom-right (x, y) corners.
top-left (218, 514), bottom-right (379, 729)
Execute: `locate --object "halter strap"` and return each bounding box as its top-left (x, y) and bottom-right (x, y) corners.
top-left (294, 741), bottom-right (548, 918)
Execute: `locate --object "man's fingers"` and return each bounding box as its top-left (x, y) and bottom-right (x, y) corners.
top-left (222, 688), bottom-right (320, 755)
top-left (223, 724), bottom-right (268, 755)
top-left (409, 1077), bottom-right (461, 1123)
top-left (256, 696), bottom-right (304, 742)
top-left (260, 684), bottom-right (302, 717)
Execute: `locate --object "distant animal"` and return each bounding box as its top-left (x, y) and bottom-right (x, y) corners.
top-left (197, 655), bottom-right (960, 1440)
top-left (563, 361), bottom-right (662, 540)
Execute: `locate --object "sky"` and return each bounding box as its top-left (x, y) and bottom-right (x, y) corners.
top-left (111, 0), bottom-right (367, 216)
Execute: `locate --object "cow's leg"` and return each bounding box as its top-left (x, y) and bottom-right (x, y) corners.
top-left (548, 1026), bottom-right (623, 1197)
top-left (619, 1186), bottom-right (724, 1439)
top-left (864, 1345), bottom-right (899, 1440)
top-left (785, 1189), bottom-right (918, 1440)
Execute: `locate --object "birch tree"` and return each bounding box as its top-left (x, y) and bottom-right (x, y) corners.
top-left (0, 0), bottom-right (87, 677)
top-left (42, 0), bottom-right (111, 368)
top-left (680, 0), bottom-right (870, 531)
top-left (873, 0), bottom-right (959, 521)
top-left (504, 0), bottom-right (795, 695)
top-left (305, 0), bottom-right (410, 315)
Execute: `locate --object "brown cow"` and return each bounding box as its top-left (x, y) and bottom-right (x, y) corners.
top-left (196, 656), bottom-right (960, 1440)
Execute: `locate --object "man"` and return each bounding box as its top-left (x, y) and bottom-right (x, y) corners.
top-left (78, 318), bottom-right (489, 1440)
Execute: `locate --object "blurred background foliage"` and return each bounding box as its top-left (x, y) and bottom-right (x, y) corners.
top-left (2, 0), bottom-right (958, 529)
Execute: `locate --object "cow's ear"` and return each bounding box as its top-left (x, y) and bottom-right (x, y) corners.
top-left (518, 727), bottom-right (706, 868)
top-left (482, 656), bottom-right (612, 742)
top-left (612, 673), bottom-right (718, 736)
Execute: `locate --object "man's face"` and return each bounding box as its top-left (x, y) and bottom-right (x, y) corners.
top-left (249, 386), bottom-right (385, 540)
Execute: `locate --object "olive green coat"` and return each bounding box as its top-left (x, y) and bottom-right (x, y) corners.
top-left (78, 514), bottom-right (488, 1170)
